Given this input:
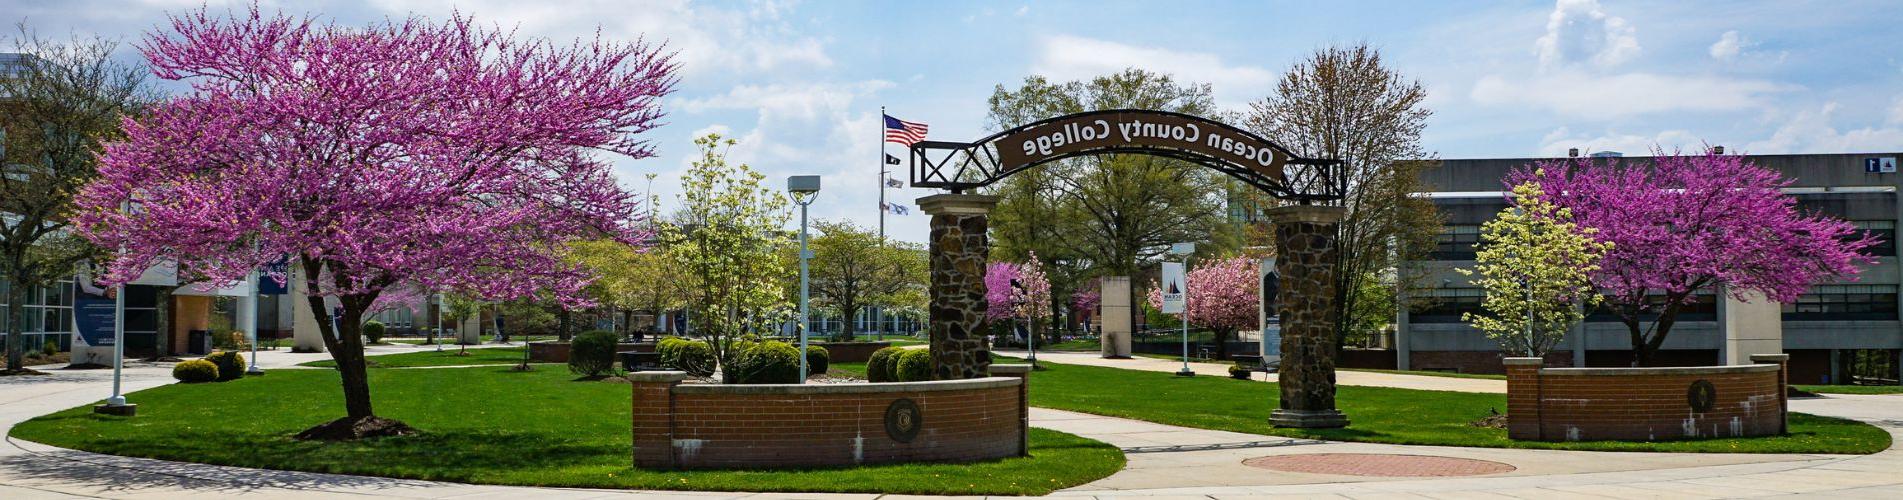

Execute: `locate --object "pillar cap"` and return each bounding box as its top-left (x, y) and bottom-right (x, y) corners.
top-left (1503, 357), bottom-right (1545, 366)
top-left (625, 371), bottom-right (691, 383)
top-left (1749, 354), bottom-right (1790, 362)
top-left (917, 193), bottom-right (1000, 216)
top-left (1265, 204), bottom-right (1346, 224)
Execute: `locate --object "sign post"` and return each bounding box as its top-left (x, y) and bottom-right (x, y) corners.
top-left (1165, 242), bottom-right (1195, 376)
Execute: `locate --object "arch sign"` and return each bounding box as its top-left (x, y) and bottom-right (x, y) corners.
top-left (908, 109), bottom-right (1341, 201)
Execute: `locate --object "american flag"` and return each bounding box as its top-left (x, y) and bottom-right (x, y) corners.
top-left (883, 114), bottom-right (929, 146)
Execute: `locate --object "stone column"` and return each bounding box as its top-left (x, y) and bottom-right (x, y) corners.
top-left (1268, 205), bottom-right (1350, 428)
top-left (1099, 276), bottom-right (1133, 358)
top-left (919, 194), bottom-right (1000, 380)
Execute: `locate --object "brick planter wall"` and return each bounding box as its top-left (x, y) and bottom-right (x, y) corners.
top-left (528, 341), bottom-right (655, 363)
top-left (630, 364), bottom-right (1031, 469)
top-left (1505, 354), bottom-right (1788, 442)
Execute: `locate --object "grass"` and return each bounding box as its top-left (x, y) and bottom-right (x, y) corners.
top-left (10, 366), bottom-right (1122, 495)
top-left (1024, 360), bottom-right (1891, 454)
top-left (1796, 384), bottom-right (1903, 395)
top-left (1042, 339), bottom-right (1101, 351)
top-left (299, 347), bottom-right (534, 368)
top-left (1342, 368), bottom-right (1508, 380)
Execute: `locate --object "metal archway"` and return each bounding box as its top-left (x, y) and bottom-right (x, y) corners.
top-left (907, 109), bottom-right (1343, 203)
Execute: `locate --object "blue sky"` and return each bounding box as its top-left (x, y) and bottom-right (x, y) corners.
top-left (8, 0), bottom-right (1903, 243)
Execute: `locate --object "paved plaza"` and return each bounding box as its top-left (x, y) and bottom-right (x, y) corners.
top-left (0, 347), bottom-right (1897, 499)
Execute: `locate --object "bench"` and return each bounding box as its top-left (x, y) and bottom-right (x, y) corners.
top-left (1231, 355), bottom-right (1279, 373)
top-left (619, 351), bottom-right (664, 372)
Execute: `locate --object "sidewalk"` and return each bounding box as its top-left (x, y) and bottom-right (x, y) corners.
top-left (1004, 349), bottom-right (1507, 393)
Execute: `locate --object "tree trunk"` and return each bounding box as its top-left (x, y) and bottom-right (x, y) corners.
top-left (1630, 302), bottom-right (1683, 368)
top-left (152, 286), bottom-right (174, 359)
top-left (558, 308), bottom-right (572, 341)
top-left (839, 303), bottom-right (858, 341)
top-left (4, 279), bottom-right (27, 371)
top-left (1215, 327), bottom-right (1232, 360)
top-left (300, 259), bottom-right (376, 419)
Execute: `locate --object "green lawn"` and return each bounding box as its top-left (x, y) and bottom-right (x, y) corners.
top-left (1797, 384), bottom-right (1903, 395)
top-left (299, 347), bottom-right (535, 368)
top-left (10, 367), bottom-right (1122, 495)
top-left (1042, 339), bottom-right (1100, 351)
top-left (1342, 368), bottom-right (1508, 380)
top-left (1025, 361), bottom-right (1891, 454)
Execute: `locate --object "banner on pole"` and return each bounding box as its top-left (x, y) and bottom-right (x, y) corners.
top-left (1160, 262), bottom-right (1185, 314)
top-left (72, 269), bottom-right (116, 347)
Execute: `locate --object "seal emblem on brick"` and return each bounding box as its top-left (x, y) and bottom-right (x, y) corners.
top-left (1243, 453), bottom-right (1516, 477)
top-left (1688, 379), bottom-right (1718, 413)
top-left (884, 398), bottom-right (922, 443)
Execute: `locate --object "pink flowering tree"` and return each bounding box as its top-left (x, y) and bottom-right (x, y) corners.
top-left (984, 262), bottom-right (1022, 322)
top-left (1071, 278), bottom-right (1102, 330)
top-left (1515, 150), bottom-right (1876, 366)
top-left (73, 7), bottom-right (674, 437)
top-left (1147, 256), bottom-right (1259, 359)
top-left (983, 254), bottom-right (1053, 343)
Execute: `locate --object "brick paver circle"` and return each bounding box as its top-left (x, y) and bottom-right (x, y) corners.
top-left (1243, 453), bottom-right (1516, 477)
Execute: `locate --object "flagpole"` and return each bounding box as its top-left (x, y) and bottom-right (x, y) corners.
top-left (879, 105), bottom-right (887, 244)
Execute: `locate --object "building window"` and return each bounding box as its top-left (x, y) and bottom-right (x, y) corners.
top-left (1850, 221), bottom-right (1896, 257)
top-left (1586, 293), bottom-right (1718, 322)
top-left (1408, 288), bottom-right (1483, 323)
top-left (0, 278), bottom-right (76, 352)
top-left (1431, 225), bottom-right (1480, 261)
top-left (1783, 285), bottom-right (1898, 321)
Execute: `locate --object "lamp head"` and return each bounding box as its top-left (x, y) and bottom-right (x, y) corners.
top-left (787, 175), bottom-right (821, 195)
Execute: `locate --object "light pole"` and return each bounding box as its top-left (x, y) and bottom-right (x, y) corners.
top-left (1171, 242), bottom-right (1196, 377)
top-left (1012, 278), bottom-right (1035, 366)
top-left (245, 258), bottom-right (264, 375)
top-left (788, 175), bottom-right (821, 382)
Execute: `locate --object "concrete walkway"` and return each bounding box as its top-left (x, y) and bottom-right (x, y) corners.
top-left (1, 345), bottom-right (1897, 498)
top-left (1005, 349), bottom-right (1507, 393)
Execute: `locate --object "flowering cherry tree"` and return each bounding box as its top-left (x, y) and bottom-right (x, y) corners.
top-left (1515, 151), bottom-right (1876, 366)
top-left (74, 7), bottom-right (674, 437)
top-left (983, 254), bottom-right (1053, 343)
top-left (1147, 256), bottom-right (1259, 359)
top-left (984, 262), bottom-right (1022, 322)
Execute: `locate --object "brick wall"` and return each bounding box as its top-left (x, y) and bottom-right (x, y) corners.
top-left (813, 341), bottom-right (892, 363)
top-left (528, 341), bottom-right (654, 363)
top-left (630, 365), bottom-right (1030, 469)
top-left (1505, 355), bottom-right (1787, 442)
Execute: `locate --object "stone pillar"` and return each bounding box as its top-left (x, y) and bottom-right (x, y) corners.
top-left (288, 270), bottom-right (329, 353)
top-left (1750, 353), bottom-right (1790, 435)
top-left (1267, 205), bottom-right (1350, 428)
top-left (1720, 291), bottom-right (1783, 366)
top-left (1503, 357), bottom-right (1544, 440)
top-left (919, 194), bottom-right (1000, 380)
top-left (629, 371), bottom-right (688, 468)
top-left (989, 363), bottom-right (1033, 457)
top-left (1099, 276), bottom-right (1133, 358)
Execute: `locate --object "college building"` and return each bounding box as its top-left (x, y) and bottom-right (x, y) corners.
top-left (1400, 151), bottom-right (1903, 385)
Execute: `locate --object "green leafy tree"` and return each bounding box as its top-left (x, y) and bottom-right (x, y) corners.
top-left (1457, 181), bottom-right (1612, 357)
top-left (571, 239), bottom-right (692, 338)
top-left (663, 134), bottom-right (794, 383)
top-left (986, 69), bottom-right (1240, 332)
top-left (807, 220), bottom-right (926, 340)
top-left (0, 28), bottom-right (155, 372)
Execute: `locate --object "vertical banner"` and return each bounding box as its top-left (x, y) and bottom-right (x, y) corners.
top-left (257, 256), bottom-right (290, 295)
top-left (1160, 262), bottom-right (1186, 314)
top-left (71, 269), bottom-right (116, 347)
top-left (1259, 258), bottom-right (1281, 358)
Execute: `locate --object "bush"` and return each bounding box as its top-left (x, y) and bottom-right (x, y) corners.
top-left (43, 339), bottom-right (60, 355)
top-left (362, 321), bottom-right (386, 343)
top-left (866, 346), bottom-right (905, 382)
top-left (895, 348), bottom-right (933, 382)
top-left (656, 337), bottom-right (715, 377)
top-left (804, 345), bottom-right (829, 377)
top-left (569, 330), bottom-right (618, 377)
top-left (204, 351), bottom-right (245, 381)
top-left (172, 359), bottom-right (219, 383)
top-left (730, 341), bottom-right (801, 384)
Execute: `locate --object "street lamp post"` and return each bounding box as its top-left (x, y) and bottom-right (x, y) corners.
top-left (788, 175), bottom-right (821, 382)
top-left (1172, 242), bottom-right (1196, 377)
top-left (246, 259), bottom-right (265, 375)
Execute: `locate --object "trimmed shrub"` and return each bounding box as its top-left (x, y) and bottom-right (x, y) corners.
top-left (362, 321), bottom-right (386, 343)
top-left (43, 339), bottom-right (60, 355)
top-left (657, 337), bottom-right (716, 377)
top-left (173, 359), bottom-right (219, 383)
top-left (569, 330), bottom-right (618, 377)
top-left (730, 340), bottom-right (801, 384)
top-left (204, 351), bottom-right (245, 381)
top-left (804, 345), bottom-right (830, 377)
top-left (866, 346), bottom-right (905, 382)
top-left (895, 348), bottom-right (933, 382)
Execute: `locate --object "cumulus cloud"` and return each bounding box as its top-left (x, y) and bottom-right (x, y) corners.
top-left (1744, 103), bottom-right (1903, 154)
top-left (1536, 127), bottom-right (1708, 157)
top-left (676, 80), bottom-right (895, 122)
top-left (1709, 30), bottom-right (1745, 61)
top-left (1031, 34), bottom-right (1275, 107)
top-left (1534, 0), bottom-right (1641, 68)
top-left (1471, 71), bottom-right (1795, 117)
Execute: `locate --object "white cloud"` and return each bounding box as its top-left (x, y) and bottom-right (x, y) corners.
top-left (676, 80), bottom-right (894, 122)
top-left (1888, 96), bottom-right (1903, 125)
top-left (1031, 34), bottom-right (1275, 107)
top-left (1536, 126), bottom-right (1709, 157)
top-left (1471, 71), bottom-right (1795, 117)
top-left (1709, 30), bottom-right (1745, 61)
top-left (1534, 0), bottom-right (1640, 68)
top-left (1743, 103), bottom-right (1903, 154)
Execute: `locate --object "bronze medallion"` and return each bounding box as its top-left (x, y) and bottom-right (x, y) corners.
top-left (1688, 379), bottom-right (1717, 413)
top-left (885, 398), bottom-right (922, 443)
